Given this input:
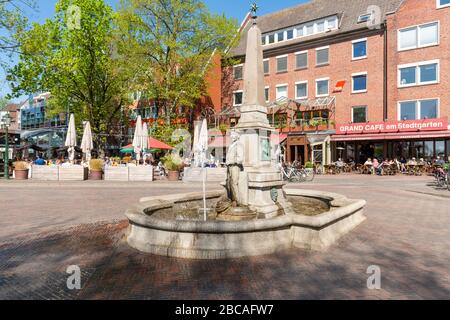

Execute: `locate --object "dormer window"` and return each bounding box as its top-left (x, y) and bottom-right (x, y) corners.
top-left (357, 13), bottom-right (372, 23)
top-left (262, 15), bottom-right (338, 46)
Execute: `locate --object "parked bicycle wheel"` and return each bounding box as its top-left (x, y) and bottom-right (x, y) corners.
top-left (303, 168), bottom-right (315, 182)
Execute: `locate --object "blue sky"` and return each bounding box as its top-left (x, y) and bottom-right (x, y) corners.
top-left (1, 0), bottom-right (309, 100)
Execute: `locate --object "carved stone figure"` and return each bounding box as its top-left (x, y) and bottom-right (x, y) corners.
top-left (226, 131), bottom-right (244, 206)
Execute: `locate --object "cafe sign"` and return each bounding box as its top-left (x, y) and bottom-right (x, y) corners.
top-left (336, 118), bottom-right (448, 135)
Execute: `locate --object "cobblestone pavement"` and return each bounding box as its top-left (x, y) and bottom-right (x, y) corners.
top-left (0, 175), bottom-right (449, 300)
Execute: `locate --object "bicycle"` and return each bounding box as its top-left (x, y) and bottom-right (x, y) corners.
top-left (279, 164), bottom-right (301, 182)
top-left (434, 168), bottom-right (449, 190)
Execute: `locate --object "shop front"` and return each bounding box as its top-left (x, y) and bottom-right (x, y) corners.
top-left (331, 118), bottom-right (450, 163)
top-left (286, 131), bottom-right (333, 166)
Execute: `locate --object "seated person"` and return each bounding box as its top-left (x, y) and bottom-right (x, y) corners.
top-left (364, 158), bottom-right (373, 166)
top-left (418, 158), bottom-right (427, 166)
top-left (407, 158), bottom-right (417, 166)
top-left (34, 157), bottom-right (46, 166)
top-left (336, 158), bottom-right (345, 168)
top-left (434, 156), bottom-right (445, 167)
top-left (372, 158), bottom-right (380, 175)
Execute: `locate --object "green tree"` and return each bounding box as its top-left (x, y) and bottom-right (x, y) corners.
top-left (7, 0), bottom-right (132, 150)
top-left (116, 0), bottom-right (239, 125)
top-left (0, 0), bottom-right (32, 56)
top-left (0, 96), bottom-right (9, 111)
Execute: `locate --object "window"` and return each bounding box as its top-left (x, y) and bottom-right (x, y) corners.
top-left (316, 78), bottom-right (329, 97)
top-left (295, 81), bottom-right (308, 99)
top-left (233, 91), bottom-right (243, 106)
top-left (420, 99), bottom-right (438, 119)
top-left (357, 13), bottom-right (372, 23)
top-left (295, 51), bottom-right (308, 69)
top-left (352, 73), bottom-right (367, 93)
top-left (316, 20), bottom-right (325, 32)
top-left (234, 65), bottom-right (243, 80)
top-left (327, 17), bottom-right (338, 29)
top-left (263, 59), bottom-right (270, 75)
top-left (398, 22), bottom-right (439, 50)
top-left (398, 60), bottom-right (439, 87)
top-left (399, 101), bottom-right (416, 120)
top-left (398, 99), bottom-right (439, 120)
top-left (286, 29), bottom-right (294, 40)
top-left (276, 55), bottom-right (288, 73)
top-left (352, 106), bottom-right (367, 123)
top-left (399, 67), bottom-right (416, 85)
top-left (277, 31), bottom-right (285, 42)
top-left (316, 47), bottom-right (329, 66)
top-left (265, 87), bottom-right (270, 102)
top-left (261, 16), bottom-right (338, 45)
top-left (437, 0), bottom-right (450, 9)
top-left (352, 39), bottom-right (367, 59)
top-left (276, 84), bottom-right (288, 100)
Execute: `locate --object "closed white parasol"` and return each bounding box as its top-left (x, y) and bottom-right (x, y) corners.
top-left (197, 119), bottom-right (209, 221)
top-left (80, 121), bottom-right (93, 162)
top-left (65, 113), bottom-right (77, 163)
top-left (132, 115), bottom-right (143, 162)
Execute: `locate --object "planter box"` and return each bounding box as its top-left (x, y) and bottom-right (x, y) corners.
top-left (31, 166), bottom-right (59, 181)
top-left (129, 166), bottom-right (153, 182)
top-left (183, 167), bottom-right (226, 183)
top-left (104, 166), bottom-right (129, 181)
top-left (59, 166), bottom-right (88, 181)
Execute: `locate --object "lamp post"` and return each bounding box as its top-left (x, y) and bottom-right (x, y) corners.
top-left (1, 112), bottom-right (12, 180)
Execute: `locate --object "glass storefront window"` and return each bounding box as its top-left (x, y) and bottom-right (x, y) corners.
top-left (435, 141), bottom-right (445, 158)
top-left (410, 141), bottom-right (424, 159)
top-left (424, 141), bottom-right (434, 160)
top-left (446, 140), bottom-right (450, 160)
top-left (374, 143), bottom-right (384, 160)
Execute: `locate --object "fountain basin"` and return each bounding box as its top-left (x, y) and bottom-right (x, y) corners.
top-left (125, 189), bottom-right (366, 259)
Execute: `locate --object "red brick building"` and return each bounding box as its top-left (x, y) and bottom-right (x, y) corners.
top-left (220, 0), bottom-right (450, 164)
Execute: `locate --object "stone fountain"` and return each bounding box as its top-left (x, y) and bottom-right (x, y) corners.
top-left (125, 14), bottom-right (367, 260)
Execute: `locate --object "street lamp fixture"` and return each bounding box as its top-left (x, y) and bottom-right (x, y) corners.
top-left (1, 112), bottom-right (12, 180)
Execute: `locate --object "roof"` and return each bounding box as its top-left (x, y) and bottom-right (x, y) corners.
top-left (230, 0), bottom-right (404, 57)
top-left (4, 104), bottom-right (20, 112)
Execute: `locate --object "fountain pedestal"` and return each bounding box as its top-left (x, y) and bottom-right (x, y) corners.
top-left (229, 22), bottom-right (293, 219)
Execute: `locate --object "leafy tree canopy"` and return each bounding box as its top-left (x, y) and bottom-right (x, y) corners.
top-left (116, 0), bottom-right (239, 123)
top-left (7, 0), bottom-right (133, 148)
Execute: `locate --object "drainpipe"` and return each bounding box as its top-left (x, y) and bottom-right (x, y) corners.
top-left (383, 21), bottom-right (388, 121)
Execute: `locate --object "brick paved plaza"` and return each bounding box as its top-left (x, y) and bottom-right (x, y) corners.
top-left (0, 175), bottom-right (449, 300)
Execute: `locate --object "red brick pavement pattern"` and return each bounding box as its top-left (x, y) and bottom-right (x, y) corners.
top-left (0, 176), bottom-right (449, 299)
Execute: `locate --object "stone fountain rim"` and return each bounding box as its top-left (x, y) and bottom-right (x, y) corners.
top-left (125, 189), bottom-right (366, 233)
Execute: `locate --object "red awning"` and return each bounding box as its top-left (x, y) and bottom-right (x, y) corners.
top-left (122, 137), bottom-right (173, 150)
top-left (331, 130), bottom-right (450, 142)
top-left (148, 137), bottom-right (173, 150)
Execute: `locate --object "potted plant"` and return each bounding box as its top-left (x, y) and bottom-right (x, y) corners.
top-left (305, 161), bottom-right (314, 169)
top-left (13, 161), bottom-right (29, 180)
top-left (218, 123), bottom-right (229, 135)
top-left (163, 153), bottom-right (183, 181)
top-left (89, 159), bottom-right (104, 180)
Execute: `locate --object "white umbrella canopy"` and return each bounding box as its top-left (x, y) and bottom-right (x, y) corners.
top-left (192, 121), bottom-right (201, 167)
top-left (132, 115), bottom-right (143, 162)
top-left (81, 121), bottom-right (93, 162)
top-left (65, 113), bottom-right (77, 162)
top-left (141, 122), bottom-right (149, 152)
top-left (198, 119), bottom-right (208, 166)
